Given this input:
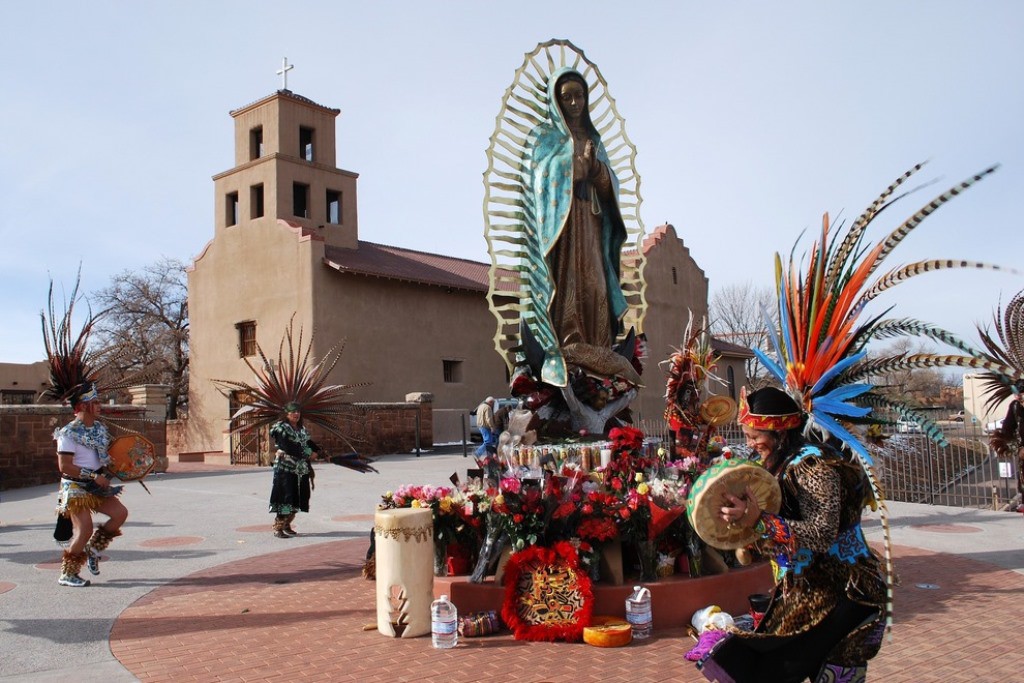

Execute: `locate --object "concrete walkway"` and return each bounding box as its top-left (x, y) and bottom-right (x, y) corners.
top-left (1, 447), bottom-right (1022, 682)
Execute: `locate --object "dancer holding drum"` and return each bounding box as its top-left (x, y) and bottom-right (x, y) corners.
top-left (693, 164), bottom-right (1017, 682)
top-left (696, 387), bottom-right (886, 683)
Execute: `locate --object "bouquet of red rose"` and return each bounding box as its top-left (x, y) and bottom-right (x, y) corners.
top-left (491, 476), bottom-right (548, 551)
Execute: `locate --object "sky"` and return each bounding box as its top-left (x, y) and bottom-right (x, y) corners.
top-left (1, 1), bottom-right (1022, 364)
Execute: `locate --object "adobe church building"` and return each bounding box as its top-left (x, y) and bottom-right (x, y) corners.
top-left (182, 87), bottom-right (749, 457)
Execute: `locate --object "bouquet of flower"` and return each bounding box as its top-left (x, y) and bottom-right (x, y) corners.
top-left (379, 484), bottom-right (475, 554)
top-left (603, 426), bottom-right (657, 490)
top-left (615, 480), bottom-right (652, 544)
top-left (490, 476), bottom-right (548, 551)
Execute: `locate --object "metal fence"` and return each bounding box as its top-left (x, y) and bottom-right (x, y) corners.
top-left (872, 423), bottom-right (1017, 510)
top-left (638, 418), bottom-right (1017, 510)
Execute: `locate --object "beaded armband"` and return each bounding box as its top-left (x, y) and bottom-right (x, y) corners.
top-left (79, 467), bottom-right (98, 481)
top-left (757, 512), bottom-right (793, 545)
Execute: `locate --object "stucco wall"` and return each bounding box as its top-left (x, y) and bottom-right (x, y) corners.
top-left (634, 225), bottom-right (711, 422)
top-left (311, 269), bottom-right (509, 411)
top-left (0, 405), bottom-right (167, 491)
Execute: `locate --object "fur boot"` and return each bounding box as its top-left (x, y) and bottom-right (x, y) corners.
top-left (85, 524), bottom-right (122, 575)
top-left (273, 515), bottom-right (289, 538)
top-left (87, 524), bottom-right (121, 553)
top-left (58, 551), bottom-right (90, 587)
top-left (283, 513), bottom-right (298, 536)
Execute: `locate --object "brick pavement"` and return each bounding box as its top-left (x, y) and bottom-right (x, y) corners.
top-left (109, 540), bottom-right (1024, 682)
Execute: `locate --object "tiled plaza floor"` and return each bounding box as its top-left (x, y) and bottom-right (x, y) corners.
top-left (109, 539), bottom-right (1023, 682)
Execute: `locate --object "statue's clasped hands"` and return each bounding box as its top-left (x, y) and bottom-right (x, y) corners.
top-left (582, 139), bottom-right (602, 179)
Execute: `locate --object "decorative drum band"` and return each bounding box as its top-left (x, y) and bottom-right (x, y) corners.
top-left (373, 523), bottom-right (432, 543)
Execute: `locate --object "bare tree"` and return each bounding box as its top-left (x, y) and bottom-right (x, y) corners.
top-left (91, 257), bottom-right (189, 419)
top-left (872, 339), bottom-right (947, 408)
top-left (709, 281), bottom-right (777, 388)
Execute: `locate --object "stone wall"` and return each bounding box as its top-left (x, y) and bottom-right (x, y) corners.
top-left (339, 399), bottom-right (433, 456)
top-left (297, 400), bottom-right (433, 457)
top-left (0, 405), bottom-right (167, 491)
top-left (165, 398), bottom-right (433, 461)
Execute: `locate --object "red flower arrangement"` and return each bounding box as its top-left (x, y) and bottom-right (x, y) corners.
top-left (491, 479), bottom-right (547, 551)
top-left (575, 490), bottom-right (620, 542)
top-left (501, 540), bottom-right (594, 642)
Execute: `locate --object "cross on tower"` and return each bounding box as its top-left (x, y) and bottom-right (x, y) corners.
top-left (276, 57), bottom-right (294, 90)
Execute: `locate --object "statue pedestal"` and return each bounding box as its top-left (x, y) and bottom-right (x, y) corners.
top-left (435, 560), bottom-right (774, 630)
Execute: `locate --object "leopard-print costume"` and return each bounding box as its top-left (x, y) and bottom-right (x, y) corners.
top-left (703, 443), bottom-right (887, 681)
top-left (751, 445), bottom-right (887, 666)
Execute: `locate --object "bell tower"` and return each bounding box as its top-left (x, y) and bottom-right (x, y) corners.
top-left (211, 59), bottom-right (359, 249)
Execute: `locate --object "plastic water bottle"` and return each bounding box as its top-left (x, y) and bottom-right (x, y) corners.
top-left (625, 585), bottom-right (652, 639)
top-left (431, 594), bottom-right (458, 649)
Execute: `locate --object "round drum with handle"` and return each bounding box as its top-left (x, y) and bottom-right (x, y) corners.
top-left (686, 458), bottom-right (781, 550)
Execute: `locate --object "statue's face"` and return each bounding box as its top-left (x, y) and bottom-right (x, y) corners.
top-left (557, 79), bottom-right (587, 124)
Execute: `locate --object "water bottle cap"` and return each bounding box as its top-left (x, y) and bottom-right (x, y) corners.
top-left (439, 594), bottom-right (449, 601)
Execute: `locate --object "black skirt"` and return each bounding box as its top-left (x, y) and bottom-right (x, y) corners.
top-left (268, 456), bottom-right (312, 514)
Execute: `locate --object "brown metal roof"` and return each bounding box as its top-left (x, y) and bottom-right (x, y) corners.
top-left (323, 242), bottom-right (490, 292)
top-left (711, 337), bottom-right (756, 358)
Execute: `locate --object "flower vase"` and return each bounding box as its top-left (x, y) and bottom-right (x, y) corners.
top-left (637, 540), bottom-right (658, 582)
top-left (585, 546), bottom-right (601, 583)
top-left (469, 513), bottom-right (506, 583)
top-left (433, 539), bottom-right (448, 577)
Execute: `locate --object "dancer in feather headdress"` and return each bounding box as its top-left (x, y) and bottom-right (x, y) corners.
top-left (696, 163), bottom-right (1019, 683)
top-left (975, 289), bottom-right (1024, 509)
top-left (662, 315), bottom-right (732, 461)
top-left (213, 318), bottom-right (376, 538)
top-left (42, 275), bottom-right (130, 587)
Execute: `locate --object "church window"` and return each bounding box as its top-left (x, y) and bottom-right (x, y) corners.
top-left (237, 321), bottom-right (257, 357)
top-left (293, 182), bottom-right (309, 218)
top-left (249, 126), bottom-right (263, 160)
top-left (250, 184), bottom-right (264, 219)
top-left (226, 192), bottom-right (239, 227)
top-left (326, 189), bottom-right (342, 224)
top-left (300, 126), bottom-right (314, 161)
top-left (727, 366), bottom-right (736, 400)
top-left (443, 359), bottom-right (463, 384)
top-left (672, 266), bottom-right (678, 285)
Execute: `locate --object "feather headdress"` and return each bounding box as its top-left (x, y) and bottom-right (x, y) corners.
top-left (662, 315), bottom-right (726, 430)
top-left (40, 273), bottom-right (101, 406)
top-left (756, 163), bottom-right (1019, 453)
top-left (974, 288), bottom-right (1024, 413)
top-left (40, 271), bottom-right (148, 428)
top-left (212, 317), bottom-right (375, 471)
top-left (754, 162), bottom-right (1019, 634)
